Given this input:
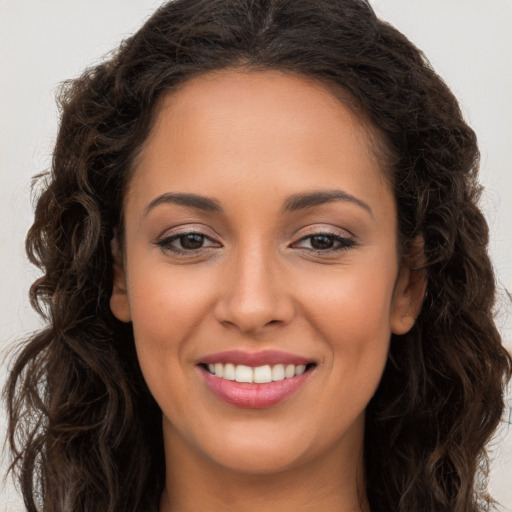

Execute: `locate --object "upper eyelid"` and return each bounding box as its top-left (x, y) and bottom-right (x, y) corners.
top-left (155, 224), bottom-right (221, 241)
top-left (160, 232), bottom-right (216, 242)
top-left (291, 224), bottom-right (355, 240)
top-left (292, 233), bottom-right (355, 247)
top-left (296, 229), bottom-right (351, 238)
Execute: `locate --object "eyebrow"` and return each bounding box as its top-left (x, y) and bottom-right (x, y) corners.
top-left (144, 192), bottom-right (223, 216)
top-left (283, 190), bottom-right (373, 217)
top-left (144, 189), bottom-right (372, 218)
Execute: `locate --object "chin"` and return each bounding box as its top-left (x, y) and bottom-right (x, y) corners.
top-left (189, 414), bottom-right (362, 477)
top-left (206, 440), bottom-right (311, 475)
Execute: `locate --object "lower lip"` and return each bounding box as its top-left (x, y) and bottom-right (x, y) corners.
top-left (200, 367), bottom-right (313, 408)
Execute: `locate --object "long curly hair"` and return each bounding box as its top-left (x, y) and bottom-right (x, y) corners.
top-left (5, 1), bottom-right (511, 511)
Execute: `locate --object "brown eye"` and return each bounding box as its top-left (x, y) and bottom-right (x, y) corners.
top-left (309, 235), bottom-right (335, 250)
top-left (179, 233), bottom-right (205, 250)
top-left (156, 231), bottom-right (221, 254)
top-left (292, 232), bottom-right (357, 253)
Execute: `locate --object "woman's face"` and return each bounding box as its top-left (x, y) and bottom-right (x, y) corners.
top-left (111, 69), bottom-right (420, 476)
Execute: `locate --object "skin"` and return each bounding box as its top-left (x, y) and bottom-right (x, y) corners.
top-left (110, 69), bottom-right (425, 512)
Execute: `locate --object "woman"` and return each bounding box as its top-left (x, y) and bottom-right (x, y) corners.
top-left (5, 0), bottom-right (511, 511)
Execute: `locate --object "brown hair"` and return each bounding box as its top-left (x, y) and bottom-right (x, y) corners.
top-left (5, 1), bottom-right (511, 511)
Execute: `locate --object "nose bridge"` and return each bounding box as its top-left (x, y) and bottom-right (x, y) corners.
top-left (215, 239), bottom-right (293, 333)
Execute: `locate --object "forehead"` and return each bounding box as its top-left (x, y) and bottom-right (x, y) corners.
top-left (146, 68), bottom-right (380, 162)
top-left (127, 69), bottom-right (393, 215)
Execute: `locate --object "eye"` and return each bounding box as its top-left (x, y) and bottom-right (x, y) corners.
top-left (292, 233), bottom-right (356, 252)
top-left (156, 231), bottom-right (221, 254)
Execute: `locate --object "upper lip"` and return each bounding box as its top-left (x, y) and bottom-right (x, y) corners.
top-left (199, 349), bottom-right (313, 367)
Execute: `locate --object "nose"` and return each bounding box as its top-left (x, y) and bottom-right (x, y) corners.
top-left (213, 245), bottom-right (295, 335)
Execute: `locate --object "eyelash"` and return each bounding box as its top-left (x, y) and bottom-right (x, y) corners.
top-left (155, 231), bottom-right (221, 255)
top-left (291, 232), bottom-right (357, 254)
top-left (155, 231), bottom-right (357, 256)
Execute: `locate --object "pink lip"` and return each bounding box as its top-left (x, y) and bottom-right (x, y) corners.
top-left (199, 366), bottom-right (314, 409)
top-left (199, 349), bottom-right (311, 367)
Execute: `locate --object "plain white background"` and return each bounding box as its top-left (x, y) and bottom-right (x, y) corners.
top-left (1, 1), bottom-right (511, 510)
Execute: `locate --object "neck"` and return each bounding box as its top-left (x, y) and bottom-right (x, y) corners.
top-left (159, 419), bottom-right (369, 512)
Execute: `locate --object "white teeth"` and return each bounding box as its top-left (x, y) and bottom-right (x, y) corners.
top-left (206, 362), bottom-right (311, 383)
top-left (295, 365), bottom-right (306, 376)
top-left (235, 365), bottom-right (253, 383)
top-left (253, 365), bottom-right (272, 383)
top-left (223, 363), bottom-right (236, 381)
top-left (271, 364), bottom-right (285, 381)
top-left (285, 364), bottom-right (295, 379)
top-left (214, 363), bottom-right (224, 378)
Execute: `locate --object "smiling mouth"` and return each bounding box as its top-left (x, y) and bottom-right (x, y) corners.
top-left (199, 362), bottom-right (317, 384)
top-left (197, 350), bottom-right (317, 408)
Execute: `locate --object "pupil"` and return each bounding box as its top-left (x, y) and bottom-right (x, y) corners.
top-left (311, 235), bottom-right (333, 250)
top-left (181, 234), bottom-right (204, 249)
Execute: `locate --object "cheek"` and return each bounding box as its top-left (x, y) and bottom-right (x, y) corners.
top-left (128, 263), bottom-right (213, 344)
top-left (301, 258), bottom-right (396, 392)
top-left (125, 264), bottom-right (216, 407)
top-left (310, 286), bottom-right (391, 428)
top-left (126, 273), bottom-right (214, 438)
top-left (317, 287), bottom-right (391, 379)
top-left (302, 260), bottom-right (396, 340)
